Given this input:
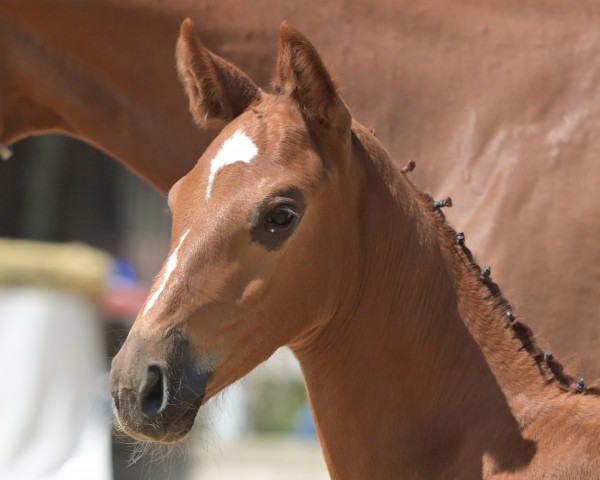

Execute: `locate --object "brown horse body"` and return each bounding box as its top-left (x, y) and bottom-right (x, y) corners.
top-left (2, 0), bottom-right (600, 379)
top-left (109, 20), bottom-right (600, 478)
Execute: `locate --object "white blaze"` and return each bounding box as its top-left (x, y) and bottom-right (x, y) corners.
top-left (143, 230), bottom-right (190, 316)
top-left (206, 129), bottom-right (258, 199)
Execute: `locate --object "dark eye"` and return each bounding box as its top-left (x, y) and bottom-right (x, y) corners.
top-left (249, 187), bottom-right (305, 251)
top-left (265, 205), bottom-right (297, 232)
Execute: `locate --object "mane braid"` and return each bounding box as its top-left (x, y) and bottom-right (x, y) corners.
top-left (271, 81), bottom-right (285, 95)
top-left (398, 168), bottom-right (599, 397)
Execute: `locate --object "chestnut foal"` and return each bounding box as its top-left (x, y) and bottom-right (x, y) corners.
top-left (110, 20), bottom-right (600, 479)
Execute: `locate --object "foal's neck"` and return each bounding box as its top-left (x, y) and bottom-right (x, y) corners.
top-left (292, 124), bottom-right (564, 478)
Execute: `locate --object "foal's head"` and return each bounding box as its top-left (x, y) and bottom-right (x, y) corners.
top-left (110, 19), bottom-right (363, 441)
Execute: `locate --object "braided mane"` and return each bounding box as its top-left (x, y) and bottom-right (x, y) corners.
top-left (399, 163), bottom-right (599, 397)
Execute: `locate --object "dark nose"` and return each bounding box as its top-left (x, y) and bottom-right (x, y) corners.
top-left (138, 364), bottom-right (169, 418)
top-left (109, 330), bottom-right (211, 442)
top-left (109, 357), bottom-right (170, 435)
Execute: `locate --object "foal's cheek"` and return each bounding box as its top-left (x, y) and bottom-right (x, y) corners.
top-left (239, 278), bottom-right (266, 303)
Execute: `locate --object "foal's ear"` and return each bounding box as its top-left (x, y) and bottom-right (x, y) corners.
top-left (176, 18), bottom-right (261, 128)
top-left (276, 22), bottom-right (350, 134)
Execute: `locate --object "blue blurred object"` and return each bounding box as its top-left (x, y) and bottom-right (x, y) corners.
top-left (292, 400), bottom-right (317, 437)
top-left (106, 258), bottom-right (137, 287)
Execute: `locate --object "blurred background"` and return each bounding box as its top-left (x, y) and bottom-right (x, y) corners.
top-left (0, 134), bottom-right (327, 479)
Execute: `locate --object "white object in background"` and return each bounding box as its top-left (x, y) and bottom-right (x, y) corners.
top-left (0, 287), bottom-right (111, 480)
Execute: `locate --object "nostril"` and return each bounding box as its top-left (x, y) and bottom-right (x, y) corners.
top-left (111, 390), bottom-right (120, 411)
top-left (140, 365), bottom-right (168, 418)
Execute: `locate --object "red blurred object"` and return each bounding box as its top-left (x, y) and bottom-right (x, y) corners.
top-left (101, 286), bottom-right (149, 321)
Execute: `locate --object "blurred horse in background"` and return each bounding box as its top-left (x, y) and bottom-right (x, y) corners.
top-left (1, 0), bottom-right (600, 380)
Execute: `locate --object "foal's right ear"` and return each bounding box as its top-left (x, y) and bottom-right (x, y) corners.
top-left (276, 22), bottom-right (351, 137)
top-left (176, 18), bottom-right (261, 128)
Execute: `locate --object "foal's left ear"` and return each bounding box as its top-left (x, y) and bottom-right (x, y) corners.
top-left (176, 18), bottom-right (261, 128)
top-left (276, 22), bottom-right (351, 136)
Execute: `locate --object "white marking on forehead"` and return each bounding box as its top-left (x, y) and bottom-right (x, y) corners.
top-left (206, 129), bottom-right (258, 199)
top-left (143, 229), bottom-right (189, 316)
